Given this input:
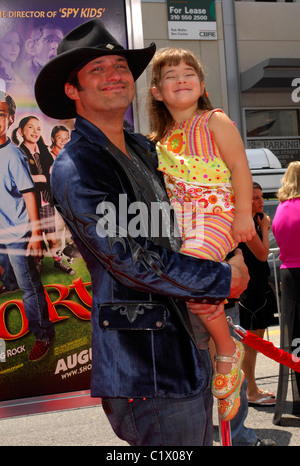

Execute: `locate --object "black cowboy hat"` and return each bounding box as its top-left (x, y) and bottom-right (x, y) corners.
top-left (35, 19), bottom-right (156, 120)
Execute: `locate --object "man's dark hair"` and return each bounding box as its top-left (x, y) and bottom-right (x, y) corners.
top-left (253, 181), bottom-right (262, 191)
top-left (66, 66), bottom-right (84, 91)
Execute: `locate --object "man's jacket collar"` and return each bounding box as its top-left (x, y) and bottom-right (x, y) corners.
top-left (74, 115), bottom-right (156, 160)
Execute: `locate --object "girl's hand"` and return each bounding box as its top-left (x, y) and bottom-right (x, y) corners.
top-left (232, 212), bottom-right (256, 243)
top-left (187, 300), bottom-right (225, 322)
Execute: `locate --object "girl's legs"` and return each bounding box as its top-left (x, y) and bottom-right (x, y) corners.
top-left (198, 307), bottom-right (245, 421)
top-left (182, 211), bottom-right (241, 377)
top-left (200, 304), bottom-right (236, 374)
top-left (183, 211), bottom-right (244, 411)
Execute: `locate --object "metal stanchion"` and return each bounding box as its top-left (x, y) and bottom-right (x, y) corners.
top-left (269, 247), bottom-right (281, 326)
top-left (219, 416), bottom-right (232, 446)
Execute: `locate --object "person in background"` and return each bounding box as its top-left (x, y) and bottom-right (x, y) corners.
top-left (238, 182), bottom-right (276, 406)
top-left (15, 24), bottom-right (64, 93)
top-left (50, 125), bottom-right (70, 160)
top-left (0, 92), bottom-right (54, 360)
top-left (11, 116), bottom-right (75, 275)
top-left (272, 161), bottom-right (300, 424)
top-left (0, 30), bottom-right (30, 98)
top-left (49, 124), bottom-right (75, 257)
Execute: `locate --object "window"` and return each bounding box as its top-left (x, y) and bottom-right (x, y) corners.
top-left (245, 108), bottom-right (300, 167)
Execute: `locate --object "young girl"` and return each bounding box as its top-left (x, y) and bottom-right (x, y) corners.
top-left (148, 48), bottom-right (256, 421)
top-left (11, 116), bottom-right (75, 275)
top-left (50, 125), bottom-right (70, 160)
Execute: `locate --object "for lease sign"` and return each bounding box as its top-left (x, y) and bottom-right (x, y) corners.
top-left (167, 0), bottom-right (217, 40)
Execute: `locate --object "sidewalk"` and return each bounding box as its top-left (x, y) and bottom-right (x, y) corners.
top-left (0, 324), bottom-right (300, 446)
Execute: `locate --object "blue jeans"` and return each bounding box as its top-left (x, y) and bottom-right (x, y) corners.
top-left (1, 238), bottom-right (54, 342)
top-left (226, 304), bottom-right (258, 446)
top-left (102, 350), bottom-right (213, 446)
top-left (0, 253), bottom-right (18, 290)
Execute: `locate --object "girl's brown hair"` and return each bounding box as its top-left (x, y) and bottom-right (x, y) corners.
top-left (277, 161), bottom-right (300, 202)
top-left (147, 48), bottom-right (213, 143)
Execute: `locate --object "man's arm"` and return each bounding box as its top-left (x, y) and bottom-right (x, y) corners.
top-left (51, 148), bottom-right (241, 303)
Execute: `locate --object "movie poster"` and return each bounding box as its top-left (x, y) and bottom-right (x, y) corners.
top-left (0, 0), bottom-right (130, 401)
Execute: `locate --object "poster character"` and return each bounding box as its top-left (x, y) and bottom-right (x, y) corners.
top-left (0, 29), bottom-right (31, 99)
top-left (15, 23), bottom-right (64, 92)
top-left (11, 116), bottom-right (75, 275)
top-left (0, 92), bottom-right (55, 361)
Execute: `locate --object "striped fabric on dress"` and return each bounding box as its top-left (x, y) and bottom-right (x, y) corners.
top-left (157, 109), bottom-right (238, 262)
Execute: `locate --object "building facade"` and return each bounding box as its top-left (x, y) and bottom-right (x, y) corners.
top-left (140, 0), bottom-right (300, 168)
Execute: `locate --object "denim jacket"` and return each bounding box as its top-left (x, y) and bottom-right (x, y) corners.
top-left (51, 116), bottom-right (231, 398)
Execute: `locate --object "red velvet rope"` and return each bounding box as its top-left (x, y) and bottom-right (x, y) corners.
top-left (243, 331), bottom-right (300, 372)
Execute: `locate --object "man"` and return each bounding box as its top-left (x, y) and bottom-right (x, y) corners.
top-left (0, 92), bottom-right (54, 360)
top-left (35, 19), bottom-right (249, 446)
top-left (17, 24), bottom-right (64, 92)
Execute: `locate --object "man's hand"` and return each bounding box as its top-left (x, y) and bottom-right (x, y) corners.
top-left (227, 248), bottom-right (249, 299)
top-left (187, 300), bottom-right (225, 323)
